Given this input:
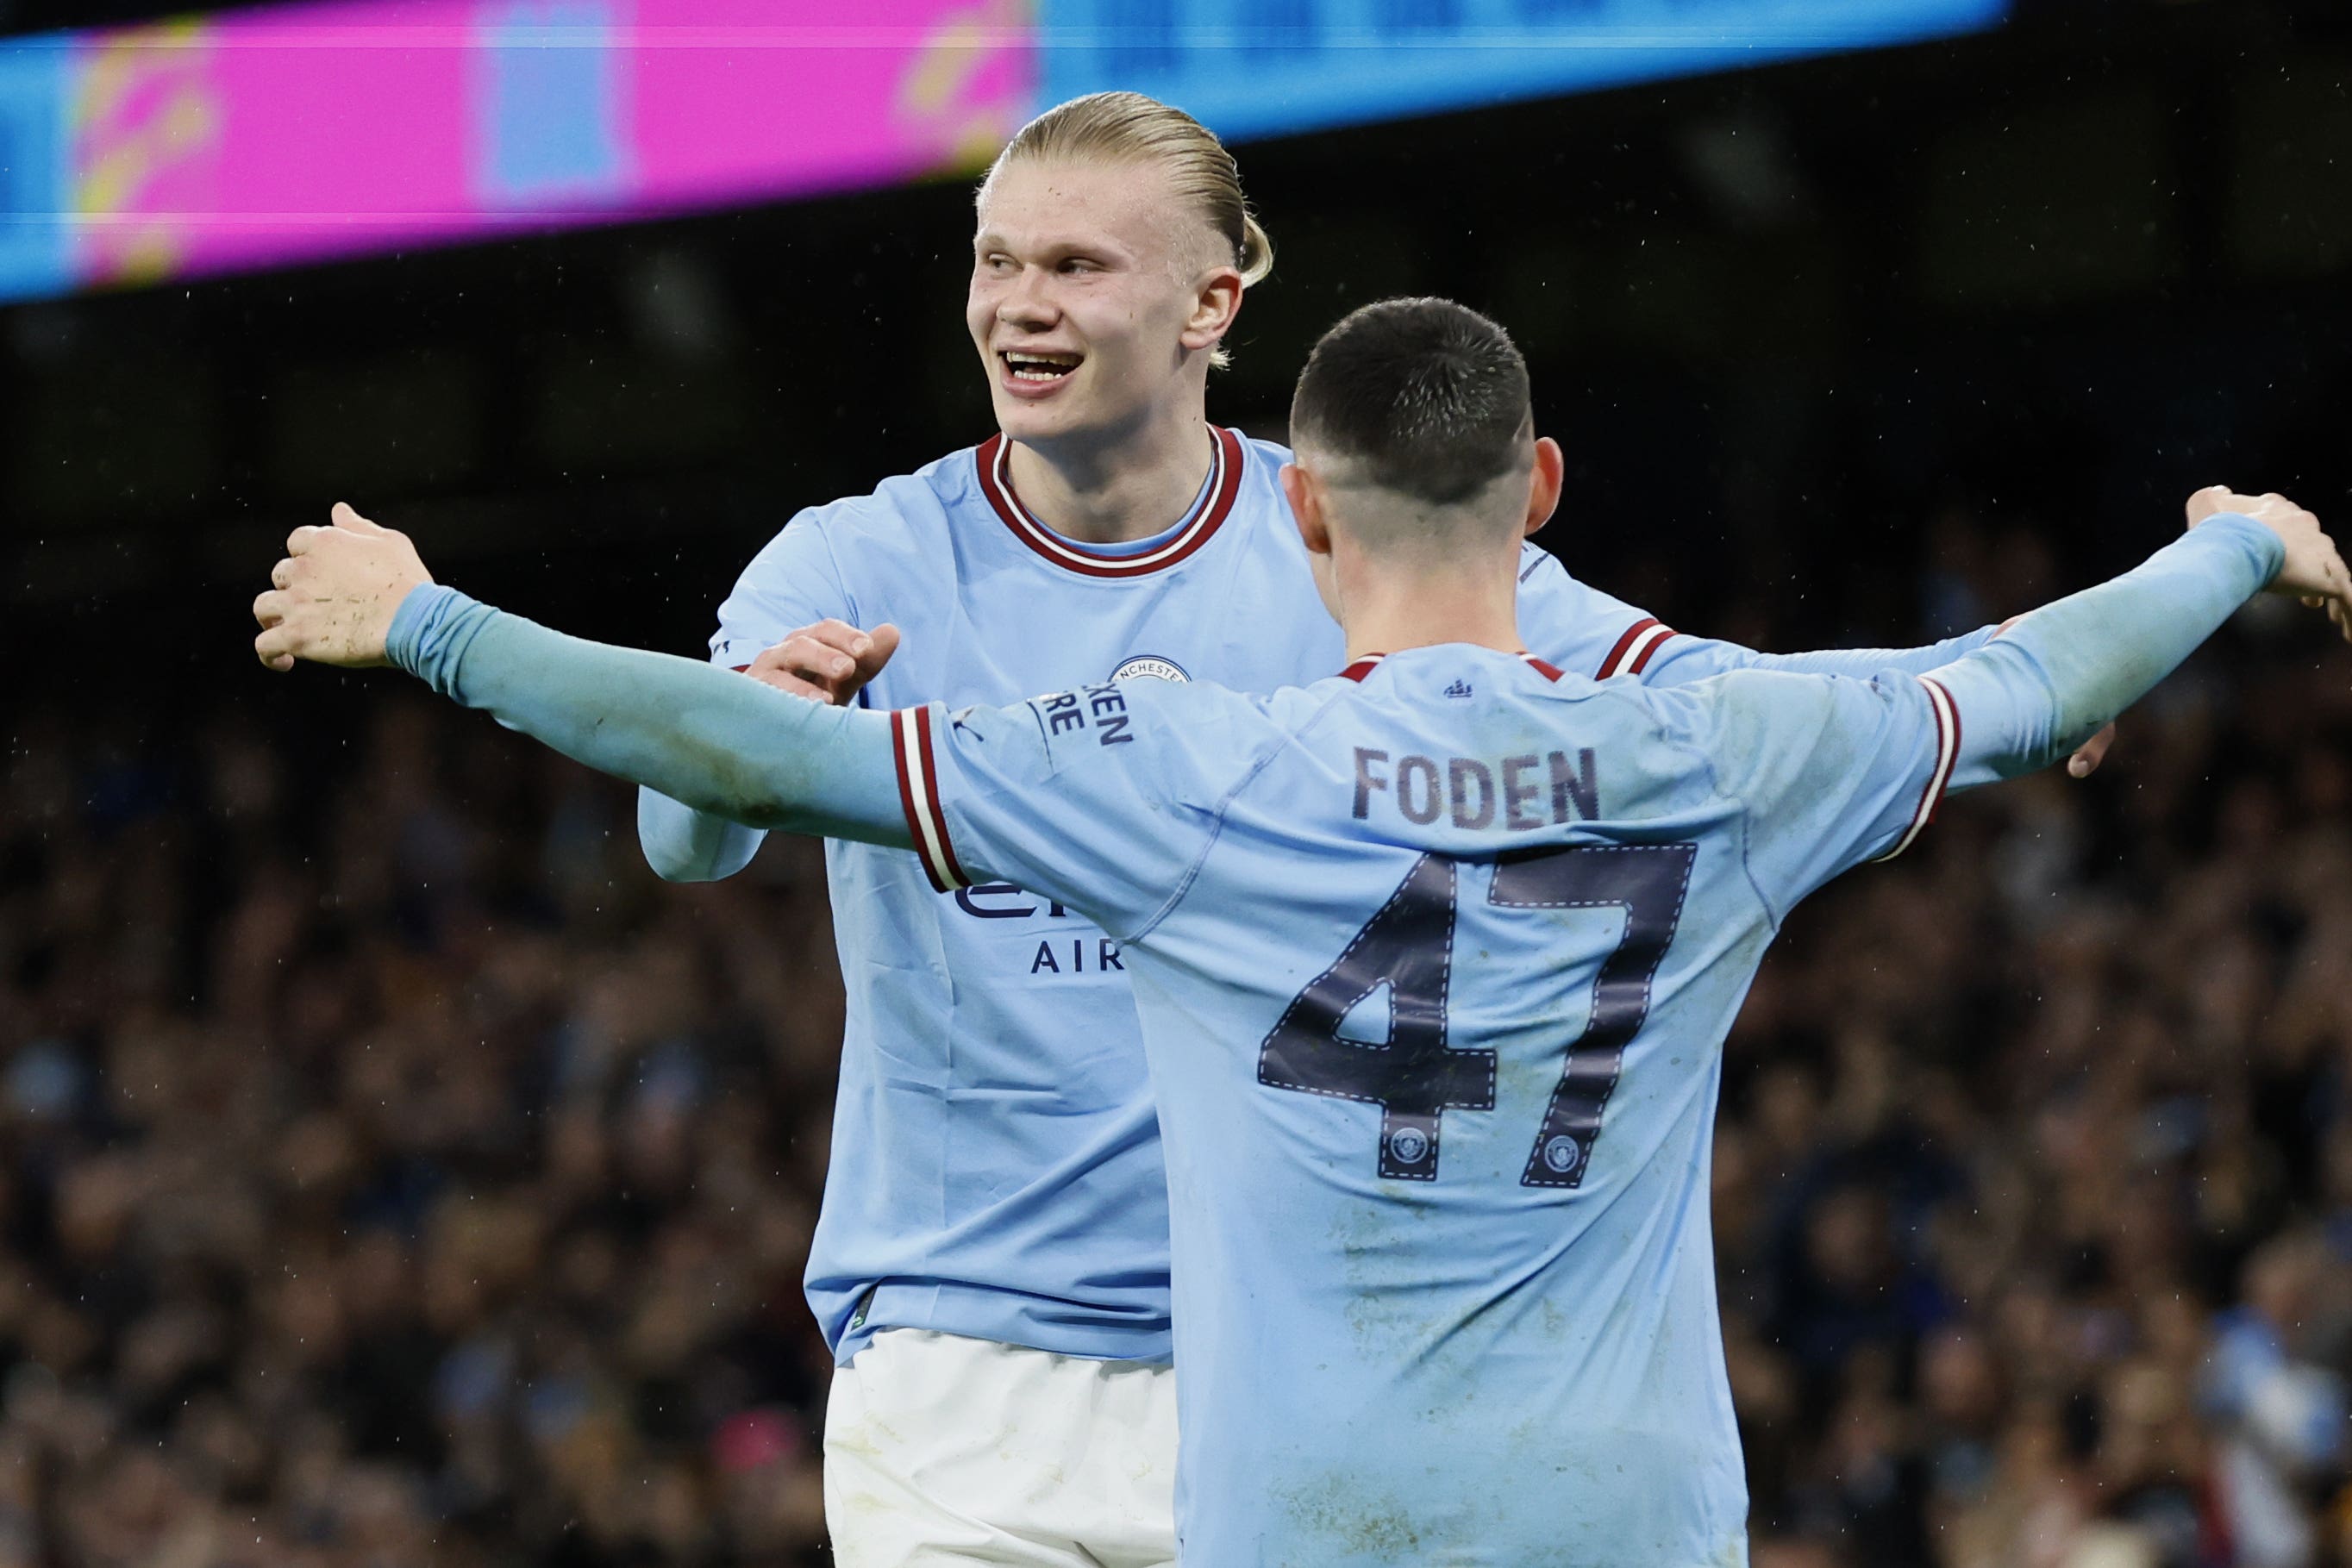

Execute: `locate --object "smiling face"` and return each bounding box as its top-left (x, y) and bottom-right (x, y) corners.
top-left (967, 156), bottom-right (1237, 453)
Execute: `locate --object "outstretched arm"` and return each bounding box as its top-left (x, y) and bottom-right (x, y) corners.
top-left (396, 588), bottom-right (912, 845)
top-left (1636, 624), bottom-right (1995, 684)
top-left (635, 616), bottom-right (907, 877)
top-left (1933, 490), bottom-right (2349, 786)
top-left (1646, 624), bottom-right (2130, 778)
top-left (253, 508), bottom-right (916, 850)
top-left (1722, 490), bottom-right (2349, 912)
top-left (1513, 546), bottom-right (2114, 772)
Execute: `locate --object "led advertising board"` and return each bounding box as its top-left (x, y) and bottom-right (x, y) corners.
top-left (0, 0), bottom-right (2004, 303)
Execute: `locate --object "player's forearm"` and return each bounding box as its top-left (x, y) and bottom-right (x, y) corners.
top-left (387, 586), bottom-right (914, 849)
top-left (636, 788), bottom-right (767, 881)
top-left (1931, 515), bottom-right (2282, 785)
top-left (1645, 626), bottom-right (1996, 684)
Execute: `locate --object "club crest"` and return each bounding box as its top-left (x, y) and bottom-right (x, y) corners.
top-left (1111, 654), bottom-right (1190, 684)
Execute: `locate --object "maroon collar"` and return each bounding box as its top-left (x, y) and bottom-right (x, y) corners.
top-left (973, 427), bottom-right (1246, 579)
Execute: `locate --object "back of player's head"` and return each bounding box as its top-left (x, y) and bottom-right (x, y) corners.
top-left (983, 92), bottom-right (1273, 369)
top-left (1289, 298), bottom-right (1533, 510)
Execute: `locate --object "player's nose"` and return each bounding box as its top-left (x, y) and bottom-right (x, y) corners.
top-left (997, 267), bottom-right (1060, 328)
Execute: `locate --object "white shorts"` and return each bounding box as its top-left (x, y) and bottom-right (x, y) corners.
top-left (823, 1327), bottom-right (1179, 1567)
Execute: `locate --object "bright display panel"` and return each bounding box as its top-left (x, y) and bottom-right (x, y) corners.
top-left (0, 0), bottom-right (2003, 303)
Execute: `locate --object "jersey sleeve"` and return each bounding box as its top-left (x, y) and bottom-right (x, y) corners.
top-left (389, 587), bottom-right (914, 848)
top-left (1695, 669), bottom-right (1962, 922)
top-left (710, 507), bottom-right (857, 670)
top-left (1514, 544), bottom-right (1997, 684)
top-left (886, 681), bottom-right (1254, 941)
top-left (1705, 513), bottom-right (2287, 919)
top-left (637, 508), bottom-right (859, 880)
top-left (1638, 625), bottom-right (1998, 684)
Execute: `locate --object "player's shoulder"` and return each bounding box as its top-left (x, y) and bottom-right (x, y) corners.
top-left (1217, 429), bottom-right (1300, 532)
top-left (767, 446), bottom-right (978, 553)
top-left (1236, 431), bottom-right (1295, 474)
top-left (1511, 538), bottom-right (1642, 615)
top-left (1648, 667), bottom-right (1928, 787)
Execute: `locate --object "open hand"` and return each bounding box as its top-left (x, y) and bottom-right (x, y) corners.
top-left (2186, 486), bottom-right (2352, 642)
top-left (742, 618), bottom-right (901, 705)
top-left (252, 503), bottom-right (434, 671)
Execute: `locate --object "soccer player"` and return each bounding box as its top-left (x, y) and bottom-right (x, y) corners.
top-left (631, 91), bottom-right (2094, 1562)
top-left (253, 298), bottom-right (2349, 1564)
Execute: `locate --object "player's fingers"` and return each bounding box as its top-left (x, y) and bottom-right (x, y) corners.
top-left (2067, 722), bottom-right (2116, 779)
top-left (253, 589), bottom-right (288, 628)
top-left (269, 556), bottom-right (303, 590)
top-left (756, 634), bottom-right (860, 685)
top-left (285, 524), bottom-right (325, 556)
top-left (790, 619), bottom-right (875, 659)
top-left (254, 623), bottom-right (297, 668)
top-left (332, 501), bottom-right (388, 534)
top-left (863, 622), bottom-right (904, 673)
top-left (741, 665), bottom-right (836, 703)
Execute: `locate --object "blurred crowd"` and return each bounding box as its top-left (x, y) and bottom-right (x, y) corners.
top-left (1, 521), bottom-right (2349, 1567)
top-left (1732, 525), bottom-right (2352, 1568)
top-left (0, 693), bottom-right (845, 1566)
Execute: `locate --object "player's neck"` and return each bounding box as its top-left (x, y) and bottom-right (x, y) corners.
top-left (1338, 559), bottom-right (1525, 663)
top-left (1004, 407), bottom-right (1215, 547)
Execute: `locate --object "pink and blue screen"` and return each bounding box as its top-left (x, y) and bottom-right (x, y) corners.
top-left (0, 0), bottom-right (2004, 303)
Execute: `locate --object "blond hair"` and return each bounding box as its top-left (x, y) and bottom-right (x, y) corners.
top-left (982, 91), bottom-right (1273, 367)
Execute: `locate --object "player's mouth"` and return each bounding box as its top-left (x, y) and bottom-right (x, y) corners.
top-left (998, 349), bottom-right (1083, 398)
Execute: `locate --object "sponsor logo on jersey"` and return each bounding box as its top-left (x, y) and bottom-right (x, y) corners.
top-left (1111, 654), bottom-right (1189, 684)
top-left (1443, 678), bottom-right (1473, 699)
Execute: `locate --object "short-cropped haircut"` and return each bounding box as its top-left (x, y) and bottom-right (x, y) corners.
top-left (1289, 298), bottom-right (1532, 507)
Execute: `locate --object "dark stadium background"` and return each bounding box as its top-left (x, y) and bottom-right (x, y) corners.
top-left (4, 1), bottom-right (2351, 1564)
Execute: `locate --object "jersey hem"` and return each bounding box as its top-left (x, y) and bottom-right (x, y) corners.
top-left (830, 1283), bottom-right (1175, 1367)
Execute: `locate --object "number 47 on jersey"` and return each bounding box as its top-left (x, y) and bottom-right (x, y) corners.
top-left (1258, 843), bottom-right (1696, 1189)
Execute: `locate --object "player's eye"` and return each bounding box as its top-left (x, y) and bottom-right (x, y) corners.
top-left (1058, 258), bottom-right (1098, 275)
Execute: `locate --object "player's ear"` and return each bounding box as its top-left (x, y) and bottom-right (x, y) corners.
top-left (1523, 437), bottom-right (1564, 539)
top-left (1182, 265), bottom-right (1244, 353)
top-left (1281, 462), bottom-right (1330, 558)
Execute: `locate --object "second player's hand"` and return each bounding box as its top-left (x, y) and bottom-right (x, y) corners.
top-left (2186, 486), bottom-right (2352, 642)
top-left (2064, 723), bottom-right (2116, 779)
top-left (251, 503), bottom-right (435, 671)
top-left (744, 619), bottom-right (901, 704)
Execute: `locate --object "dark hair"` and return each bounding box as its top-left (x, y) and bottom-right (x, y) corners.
top-left (1289, 297), bottom-right (1532, 506)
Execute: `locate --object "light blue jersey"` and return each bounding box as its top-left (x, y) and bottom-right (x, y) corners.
top-left (640, 428), bottom-right (1993, 1363)
top-left (395, 514), bottom-right (2287, 1565)
top-left (884, 646), bottom-right (1968, 1565)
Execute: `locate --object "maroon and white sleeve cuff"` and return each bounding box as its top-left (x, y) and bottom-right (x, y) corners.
top-left (1869, 676), bottom-right (1961, 863)
top-left (1597, 617), bottom-right (1678, 679)
top-left (891, 707), bottom-right (973, 893)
